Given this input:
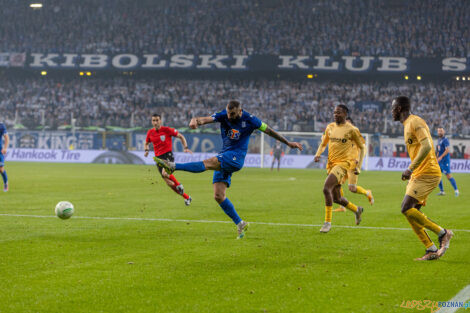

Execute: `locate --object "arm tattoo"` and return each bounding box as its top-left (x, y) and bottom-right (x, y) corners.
top-left (265, 126), bottom-right (289, 145)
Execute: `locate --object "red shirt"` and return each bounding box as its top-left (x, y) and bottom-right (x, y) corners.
top-left (146, 126), bottom-right (178, 156)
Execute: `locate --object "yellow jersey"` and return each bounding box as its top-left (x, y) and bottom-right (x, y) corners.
top-left (403, 115), bottom-right (441, 177)
top-left (317, 122), bottom-right (364, 171)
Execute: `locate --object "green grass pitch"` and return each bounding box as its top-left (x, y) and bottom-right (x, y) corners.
top-left (0, 162), bottom-right (469, 313)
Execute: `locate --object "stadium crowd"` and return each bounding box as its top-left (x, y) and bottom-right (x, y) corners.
top-left (1, 78), bottom-right (468, 137)
top-left (1, 0), bottom-right (469, 57)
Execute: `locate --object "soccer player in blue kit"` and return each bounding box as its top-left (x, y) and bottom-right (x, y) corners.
top-left (0, 122), bottom-right (9, 192)
top-left (155, 100), bottom-right (303, 239)
top-left (436, 127), bottom-right (459, 196)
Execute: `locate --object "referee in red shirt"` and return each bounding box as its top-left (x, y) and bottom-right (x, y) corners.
top-left (144, 114), bottom-right (192, 205)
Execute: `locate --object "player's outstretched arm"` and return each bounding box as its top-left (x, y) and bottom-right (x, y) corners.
top-left (189, 116), bottom-right (214, 129)
top-left (261, 125), bottom-right (303, 151)
top-left (176, 133), bottom-right (192, 153)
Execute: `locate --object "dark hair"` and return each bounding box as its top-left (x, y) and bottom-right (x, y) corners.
top-left (346, 117), bottom-right (354, 124)
top-left (336, 104), bottom-right (349, 114)
top-left (152, 114), bottom-right (161, 119)
top-left (394, 96), bottom-right (410, 111)
top-left (227, 100), bottom-right (241, 110)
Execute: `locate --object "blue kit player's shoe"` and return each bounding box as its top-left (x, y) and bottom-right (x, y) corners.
top-left (237, 221), bottom-right (249, 239)
top-left (154, 157), bottom-right (175, 174)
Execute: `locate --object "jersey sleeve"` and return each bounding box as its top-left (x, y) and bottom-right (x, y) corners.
top-left (443, 138), bottom-right (450, 149)
top-left (351, 128), bottom-right (365, 148)
top-left (249, 114), bottom-right (262, 130)
top-left (0, 124), bottom-right (6, 135)
top-left (166, 127), bottom-right (178, 137)
top-left (211, 110), bottom-right (226, 123)
top-left (411, 118), bottom-right (430, 142)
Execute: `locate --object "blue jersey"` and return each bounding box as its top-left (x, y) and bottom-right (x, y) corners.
top-left (211, 109), bottom-right (262, 157)
top-left (0, 123), bottom-right (7, 151)
top-left (436, 137), bottom-right (450, 164)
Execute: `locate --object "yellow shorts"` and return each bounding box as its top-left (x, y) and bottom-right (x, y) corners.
top-left (327, 164), bottom-right (348, 185)
top-left (347, 169), bottom-right (358, 186)
top-left (405, 175), bottom-right (441, 203)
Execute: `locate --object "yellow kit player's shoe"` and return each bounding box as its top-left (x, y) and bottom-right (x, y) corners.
top-left (355, 206), bottom-right (364, 225)
top-left (438, 229), bottom-right (454, 257)
top-left (320, 222), bottom-right (331, 233)
top-left (366, 190), bottom-right (374, 205)
top-left (415, 249), bottom-right (440, 261)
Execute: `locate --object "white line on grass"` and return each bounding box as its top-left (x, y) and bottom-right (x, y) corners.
top-left (1, 213), bottom-right (470, 233)
top-left (438, 285), bottom-right (470, 313)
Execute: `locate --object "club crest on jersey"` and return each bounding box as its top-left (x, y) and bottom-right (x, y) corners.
top-left (228, 129), bottom-right (240, 140)
top-left (160, 135), bottom-right (166, 141)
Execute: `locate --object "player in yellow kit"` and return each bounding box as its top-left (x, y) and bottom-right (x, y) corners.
top-left (392, 96), bottom-right (453, 261)
top-left (334, 117), bottom-right (374, 212)
top-left (314, 105), bottom-right (365, 233)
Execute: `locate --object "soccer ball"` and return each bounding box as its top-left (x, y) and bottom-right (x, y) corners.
top-left (55, 201), bottom-right (74, 220)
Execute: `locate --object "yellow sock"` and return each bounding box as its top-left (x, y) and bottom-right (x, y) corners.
top-left (404, 208), bottom-right (443, 235)
top-left (405, 215), bottom-right (434, 249)
top-left (340, 188), bottom-right (344, 197)
top-left (346, 202), bottom-right (358, 213)
top-left (325, 206), bottom-right (332, 222)
top-left (356, 185), bottom-right (367, 196)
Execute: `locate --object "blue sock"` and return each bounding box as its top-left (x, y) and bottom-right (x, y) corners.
top-left (1, 170), bottom-right (7, 185)
top-left (449, 177), bottom-right (458, 191)
top-left (438, 180), bottom-right (444, 192)
top-left (175, 162), bottom-right (206, 173)
top-left (219, 198), bottom-right (242, 225)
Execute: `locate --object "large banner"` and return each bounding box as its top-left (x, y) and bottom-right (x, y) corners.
top-left (1, 52), bottom-right (469, 74)
top-left (4, 149), bottom-right (470, 173)
top-left (368, 157), bottom-right (470, 173)
top-left (380, 138), bottom-right (470, 159)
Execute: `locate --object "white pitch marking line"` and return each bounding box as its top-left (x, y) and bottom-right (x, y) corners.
top-left (1, 213), bottom-right (470, 233)
top-left (438, 285), bottom-right (470, 313)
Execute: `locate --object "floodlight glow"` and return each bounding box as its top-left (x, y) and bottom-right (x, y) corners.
top-left (417, 76), bottom-right (422, 80)
top-left (41, 71), bottom-right (47, 76)
top-left (307, 74), bottom-right (313, 79)
top-left (30, 3), bottom-right (43, 8)
top-left (404, 75), bottom-right (409, 80)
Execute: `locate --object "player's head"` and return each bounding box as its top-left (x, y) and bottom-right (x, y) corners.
top-left (334, 104), bottom-right (348, 124)
top-left (151, 113), bottom-right (162, 129)
top-left (226, 100), bottom-right (242, 122)
top-left (346, 117), bottom-right (354, 125)
top-left (392, 96), bottom-right (410, 121)
top-left (437, 127), bottom-right (445, 138)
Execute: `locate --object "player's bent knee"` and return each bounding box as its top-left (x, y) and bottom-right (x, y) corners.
top-left (348, 185), bottom-right (356, 192)
top-left (214, 193), bottom-right (225, 203)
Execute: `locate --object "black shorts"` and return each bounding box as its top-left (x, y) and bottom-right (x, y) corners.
top-left (156, 151), bottom-right (174, 175)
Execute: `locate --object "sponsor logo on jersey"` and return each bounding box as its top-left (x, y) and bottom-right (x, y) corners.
top-left (228, 129), bottom-right (240, 140)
